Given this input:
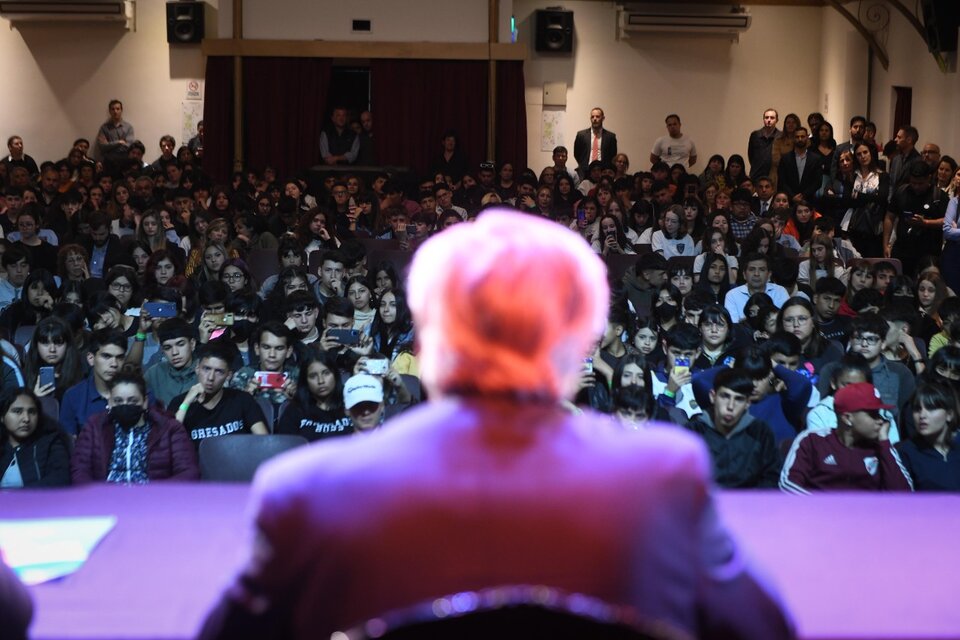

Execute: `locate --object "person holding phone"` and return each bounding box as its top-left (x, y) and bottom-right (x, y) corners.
top-left (650, 323), bottom-right (702, 423)
top-left (230, 322), bottom-right (298, 419)
top-left (24, 317), bottom-right (85, 401)
top-left (353, 353), bottom-right (415, 411)
top-left (318, 297), bottom-right (373, 357)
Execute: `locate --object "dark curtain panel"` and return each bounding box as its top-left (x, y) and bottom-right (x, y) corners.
top-left (371, 59), bottom-right (488, 178)
top-left (892, 86), bottom-right (913, 136)
top-left (242, 57), bottom-right (333, 180)
top-left (202, 56), bottom-right (235, 184)
top-left (495, 60), bottom-right (527, 171)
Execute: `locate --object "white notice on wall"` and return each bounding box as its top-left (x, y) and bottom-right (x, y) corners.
top-left (182, 101), bottom-right (203, 149)
top-left (186, 79), bottom-right (203, 101)
top-left (541, 108), bottom-right (565, 152)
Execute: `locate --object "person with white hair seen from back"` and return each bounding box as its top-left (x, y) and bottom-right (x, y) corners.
top-left (199, 208), bottom-right (794, 640)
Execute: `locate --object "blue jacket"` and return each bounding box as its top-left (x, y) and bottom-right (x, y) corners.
top-left (896, 435), bottom-right (960, 491)
top-left (693, 365), bottom-right (811, 446)
top-left (59, 374), bottom-right (108, 437)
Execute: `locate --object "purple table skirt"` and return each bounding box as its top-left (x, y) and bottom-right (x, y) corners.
top-left (1, 485), bottom-right (958, 639)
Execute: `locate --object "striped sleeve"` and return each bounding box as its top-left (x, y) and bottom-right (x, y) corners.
top-left (779, 430), bottom-right (815, 495)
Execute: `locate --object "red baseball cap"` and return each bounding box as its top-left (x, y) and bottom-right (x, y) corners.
top-left (834, 382), bottom-right (894, 414)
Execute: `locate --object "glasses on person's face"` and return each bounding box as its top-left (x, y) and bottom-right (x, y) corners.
top-left (863, 409), bottom-right (884, 420)
top-left (222, 272), bottom-right (245, 281)
top-left (332, 190), bottom-right (348, 197)
top-left (852, 334), bottom-right (882, 346)
top-left (109, 282), bottom-right (132, 292)
top-left (782, 315), bottom-right (811, 327)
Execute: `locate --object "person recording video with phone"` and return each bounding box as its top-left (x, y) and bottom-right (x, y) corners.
top-left (230, 322), bottom-right (299, 422)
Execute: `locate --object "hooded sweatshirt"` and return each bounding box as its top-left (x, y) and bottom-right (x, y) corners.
top-left (686, 411), bottom-right (781, 488)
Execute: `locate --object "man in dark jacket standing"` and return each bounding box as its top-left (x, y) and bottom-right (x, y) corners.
top-left (686, 367), bottom-right (781, 488)
top-left (71, 371), bottom-right (198, 484)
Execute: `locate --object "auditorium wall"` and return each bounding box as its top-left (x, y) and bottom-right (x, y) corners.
top-left (2, 0), bottom-right (958, 174)
top-left (515, 0), bottom-right (824, 172)
top-left (0, 0), bottom-right (216, 166)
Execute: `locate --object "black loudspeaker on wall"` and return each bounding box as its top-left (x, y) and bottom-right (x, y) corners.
top-left (535, 9), bottom-right (574, 53)
top-left (921, 0), bottom-right (960, 54)
top-left (167, 1), bottom-right (205, 45)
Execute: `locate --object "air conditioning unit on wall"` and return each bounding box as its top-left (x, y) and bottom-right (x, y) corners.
top-left (0, 0), bottom-right (134, 27)
top-left (618, 3), bottom-right (751, 39)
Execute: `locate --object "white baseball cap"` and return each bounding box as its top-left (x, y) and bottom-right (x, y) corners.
top-left (343, 374), bottom-right (384, 410)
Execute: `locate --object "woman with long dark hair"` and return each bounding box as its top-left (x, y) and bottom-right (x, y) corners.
top-left (24, 317), bottom-right (85, 400)
top-left (276, 350), bottom-right (352, 442)
top-left (0, 387), bottom-right (71, 488)
top-left (370, 288), bottom-right (415, 364)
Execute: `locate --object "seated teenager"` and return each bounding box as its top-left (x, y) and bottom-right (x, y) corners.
top-left (870, 260), bottom-right (897, 294)
top-left (622, 252), bottom-right (667, 317)
top-left (693, 304), bottom-right (737, 370)
top-left (693, 251), bottom-right (733, 305)
top-left (170, 341), bottom-right (269, 447)
top-left (879, 302), bottom-right (928, 376)
top-left (777, 296), bottom-right (844, 380)
top-left (812, 276), bottom-right (850, 347)
top-left (929, 296), bottom-right (960, 358)
top-left (694, 345), bottom-right (812, 447)
top-left (352, 352), bottom-right (416, 410)
top-left (283, 290), bottom-right (322, 346)
top-left (611, 385), bottom-right (654, 429)
top-left (144, 318), bottom-right (198, 407)
top-left (71, 370), bottom-right (199, 484)
top-left (650, 323), bottom-right (702, 421)
top-left (59, 329), bottom-right (126, 436)
top-left (85, 290), bottom-right (139, 340)
top-left (225, 292), bottom-right (262, 367)
top-left (0, 388), bottom-right (71, 488)
top-left (590, 304), bottom-right (633, 388)
top-left (763, 332), bottom-right (822, 408)
top-left (780, 381), bottom-right (913, 493)
top-left (806, 353), bottom-right (900, 443)
top-left (0, 268), bottom-right (57, 335)
top-left (230, 321), bottom-right (299, 421)
top-left (818, 312), bottom-right (915, 416)
top-left (317, 296), bottom-right (374, 358)
top-left (257, 239), bottom-right (320, 300)
top-left (342, 373), bottom-right (387, 433)
top-left (24, 317), bottom-right (85, 402)
top-left (896, 382), bottom-right (960, 491)
top-left (276, 350), bottom-right (352, 441)
top-left (0, 245), bottom-right (31, 312)
top-left (685, 368), bottom-right (780, 488)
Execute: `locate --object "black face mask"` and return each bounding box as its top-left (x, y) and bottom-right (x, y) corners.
top-left (658, 303), bottom-right (678, 320)
top-left (110, 404), bottom-right (145, 429)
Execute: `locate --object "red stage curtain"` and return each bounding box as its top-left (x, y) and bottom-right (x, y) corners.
top-left (201, 56), bottom-right (234, 184)
top-left (241, 57), bottom-right (333, 180)
top-left (495, 60), bottom-right (527, 171)
top-left (371, 59), bottom-right (488, 178)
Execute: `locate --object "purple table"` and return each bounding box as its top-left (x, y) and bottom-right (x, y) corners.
top-left (2, 485), bottom-right (958, 639)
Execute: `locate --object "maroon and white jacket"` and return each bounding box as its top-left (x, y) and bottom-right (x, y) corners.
top-left (780, 429), bottom-right (913, 493)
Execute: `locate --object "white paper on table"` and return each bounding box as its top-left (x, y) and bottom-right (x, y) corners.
top-left (0, 516), bottom-right (117, 585)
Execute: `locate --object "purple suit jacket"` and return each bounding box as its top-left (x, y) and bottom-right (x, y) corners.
top-left (199, 398), bottom-right (793, 639)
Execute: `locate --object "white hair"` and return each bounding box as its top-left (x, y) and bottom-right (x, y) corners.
top-left (408, 209), bottom-right (609, 401)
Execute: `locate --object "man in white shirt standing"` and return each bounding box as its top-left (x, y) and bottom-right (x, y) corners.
top-left (651, 114), bottom-right (698, 169)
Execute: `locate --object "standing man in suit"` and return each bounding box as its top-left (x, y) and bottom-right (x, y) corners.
top-left (573, 107), bottom-right (617, 179)
top-left (199, 209), bottom-right (794, 640)
top-left (778, 127), bottom-right (823, 205)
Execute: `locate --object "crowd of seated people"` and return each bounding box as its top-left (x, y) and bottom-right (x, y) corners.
top-left (1, 102), bottom-right (959, 493)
